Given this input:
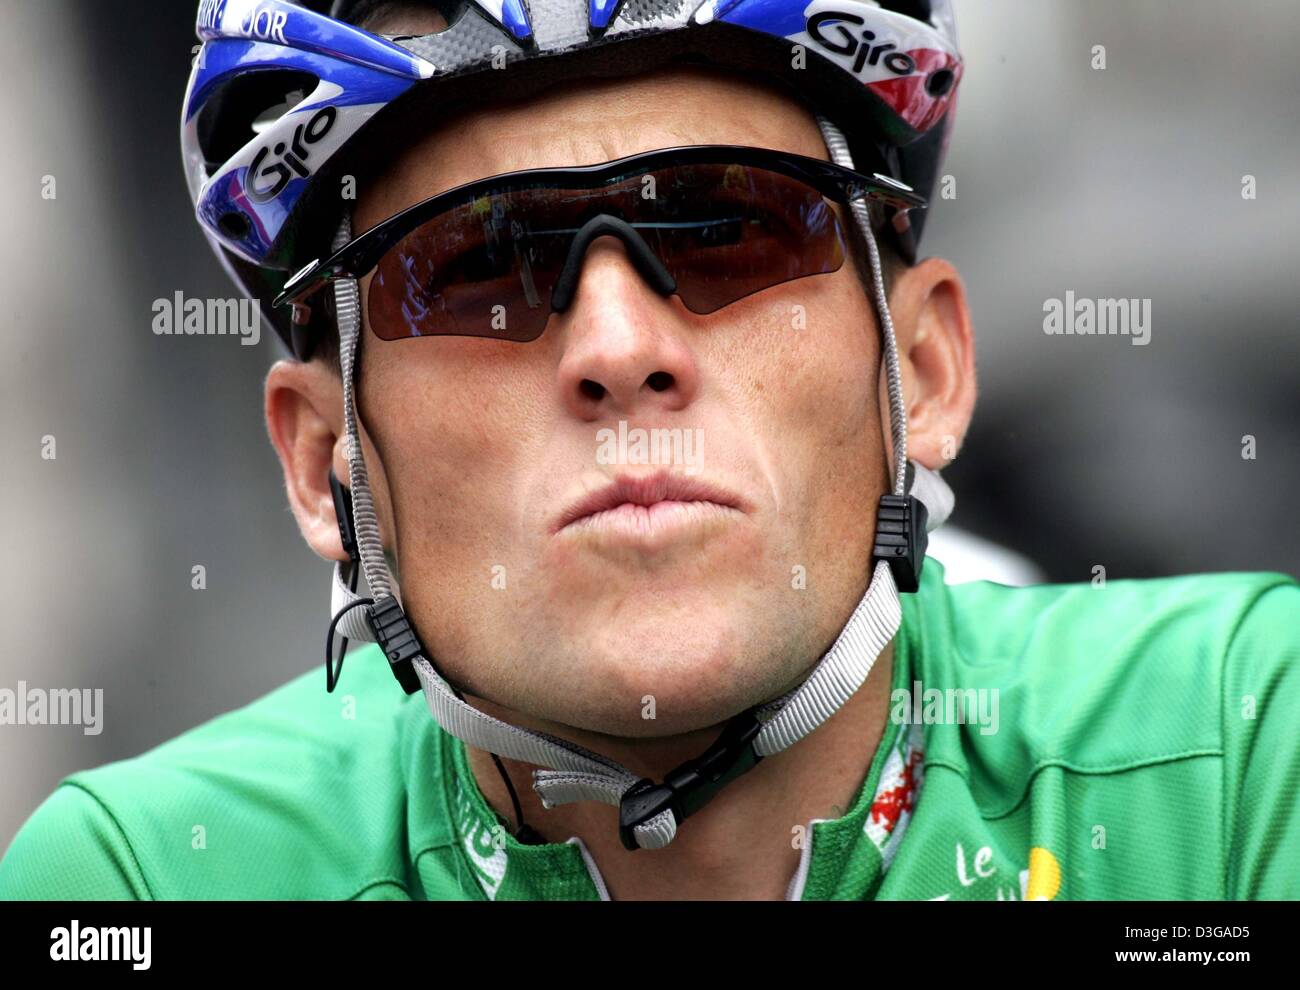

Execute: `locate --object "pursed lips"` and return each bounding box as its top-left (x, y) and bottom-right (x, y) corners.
top-left (551, 471), bottom-right (746, 535)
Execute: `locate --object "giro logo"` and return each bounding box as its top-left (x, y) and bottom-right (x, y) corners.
top-left (806, 11), bottom-right (917, 76)
top-left (246, 106), bottom-right (337, 204)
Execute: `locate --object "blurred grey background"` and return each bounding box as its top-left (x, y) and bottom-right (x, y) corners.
top-left (2, 0), bottom-right (1297, 853)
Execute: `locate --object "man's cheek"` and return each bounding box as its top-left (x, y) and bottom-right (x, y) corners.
top-left (783, 323), bottom-right (872, 435)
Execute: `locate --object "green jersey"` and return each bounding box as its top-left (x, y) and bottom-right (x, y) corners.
top-left (3, 560), bottom-right (1297, 900)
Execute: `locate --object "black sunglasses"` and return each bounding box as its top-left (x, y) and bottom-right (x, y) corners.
top-left (275, 144), bottom-right (925, 343)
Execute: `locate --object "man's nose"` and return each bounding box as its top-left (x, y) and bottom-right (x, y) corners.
top-left (553, 233), bottom-right (701, 421)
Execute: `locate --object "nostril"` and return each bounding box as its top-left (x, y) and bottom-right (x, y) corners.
top-left (645, 371), bottom-right (674, 392)
top-left (579, 379), bottom-right (606, 402)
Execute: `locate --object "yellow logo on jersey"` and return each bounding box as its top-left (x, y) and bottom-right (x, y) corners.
top-left (1025, 847), bottom-right (1062, 901)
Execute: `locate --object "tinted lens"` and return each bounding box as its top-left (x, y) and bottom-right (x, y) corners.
top-left (368, 186), bottom-right (567, 342)
top-left (366, 162), bottom-right (847, 342)
top-left (632, 163), bottom-right (846, 315)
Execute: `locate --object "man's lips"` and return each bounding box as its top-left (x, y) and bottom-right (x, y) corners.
top-left (551, 472), bottom-right (747, 536)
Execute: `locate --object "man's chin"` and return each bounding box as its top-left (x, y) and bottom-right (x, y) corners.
top-left (525, 635), bottom-right (801, 739)
top-left (531, 698), bottom-right (747, 745)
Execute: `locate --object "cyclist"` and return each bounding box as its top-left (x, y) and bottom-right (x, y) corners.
top-left (2, 0), bottom-right (1297, 900)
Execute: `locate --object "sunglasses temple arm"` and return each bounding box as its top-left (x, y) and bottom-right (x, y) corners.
top-left (275, 229), bottom-right (381, 309)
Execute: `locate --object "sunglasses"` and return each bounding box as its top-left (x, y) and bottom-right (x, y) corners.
top-left (275, 145), bottom-right (925, 343)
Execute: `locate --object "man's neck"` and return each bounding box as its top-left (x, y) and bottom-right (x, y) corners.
top-left (463, 643), bottom-right (896, 900)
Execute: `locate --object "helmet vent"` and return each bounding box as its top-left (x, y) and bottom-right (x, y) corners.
top-left (196, 69), bottom-right (321, 173)
top-left (217, 212), bottom-right (252, 240)
top-left (925, 68), bottom-right (954, 97)
top-left (339, 0), bottom-right (467, 36)
top-left (251, 89), bottom-right (309, 135)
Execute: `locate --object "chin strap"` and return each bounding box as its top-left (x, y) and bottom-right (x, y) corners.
top-left (325, 115), bottom-right (956, 848)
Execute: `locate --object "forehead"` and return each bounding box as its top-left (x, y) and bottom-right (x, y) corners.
top-left (353, 65), bottom-right (829, 231)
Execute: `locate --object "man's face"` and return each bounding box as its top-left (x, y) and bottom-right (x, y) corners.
top-left (349, 66), bottom-right (890, 738)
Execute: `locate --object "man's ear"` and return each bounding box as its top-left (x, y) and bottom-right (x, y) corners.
top-left (265, 359), bottom-right (352, 563)
top-left (884, 257), bottom-right (977, 470)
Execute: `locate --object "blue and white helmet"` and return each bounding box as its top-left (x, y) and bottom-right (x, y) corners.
top-left (182, 0), bottom-right (962, 354)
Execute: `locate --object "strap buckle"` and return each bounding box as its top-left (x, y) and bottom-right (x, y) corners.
top-left (366, 595), bottom-right (424, 694)
top-left (872, 493), bottom-right (928, 593)
top-left (618, 709), bottom-right (765, 850)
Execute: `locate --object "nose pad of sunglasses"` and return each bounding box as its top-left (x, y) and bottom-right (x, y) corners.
top-left (549, 213), bottom-right (677, 314)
